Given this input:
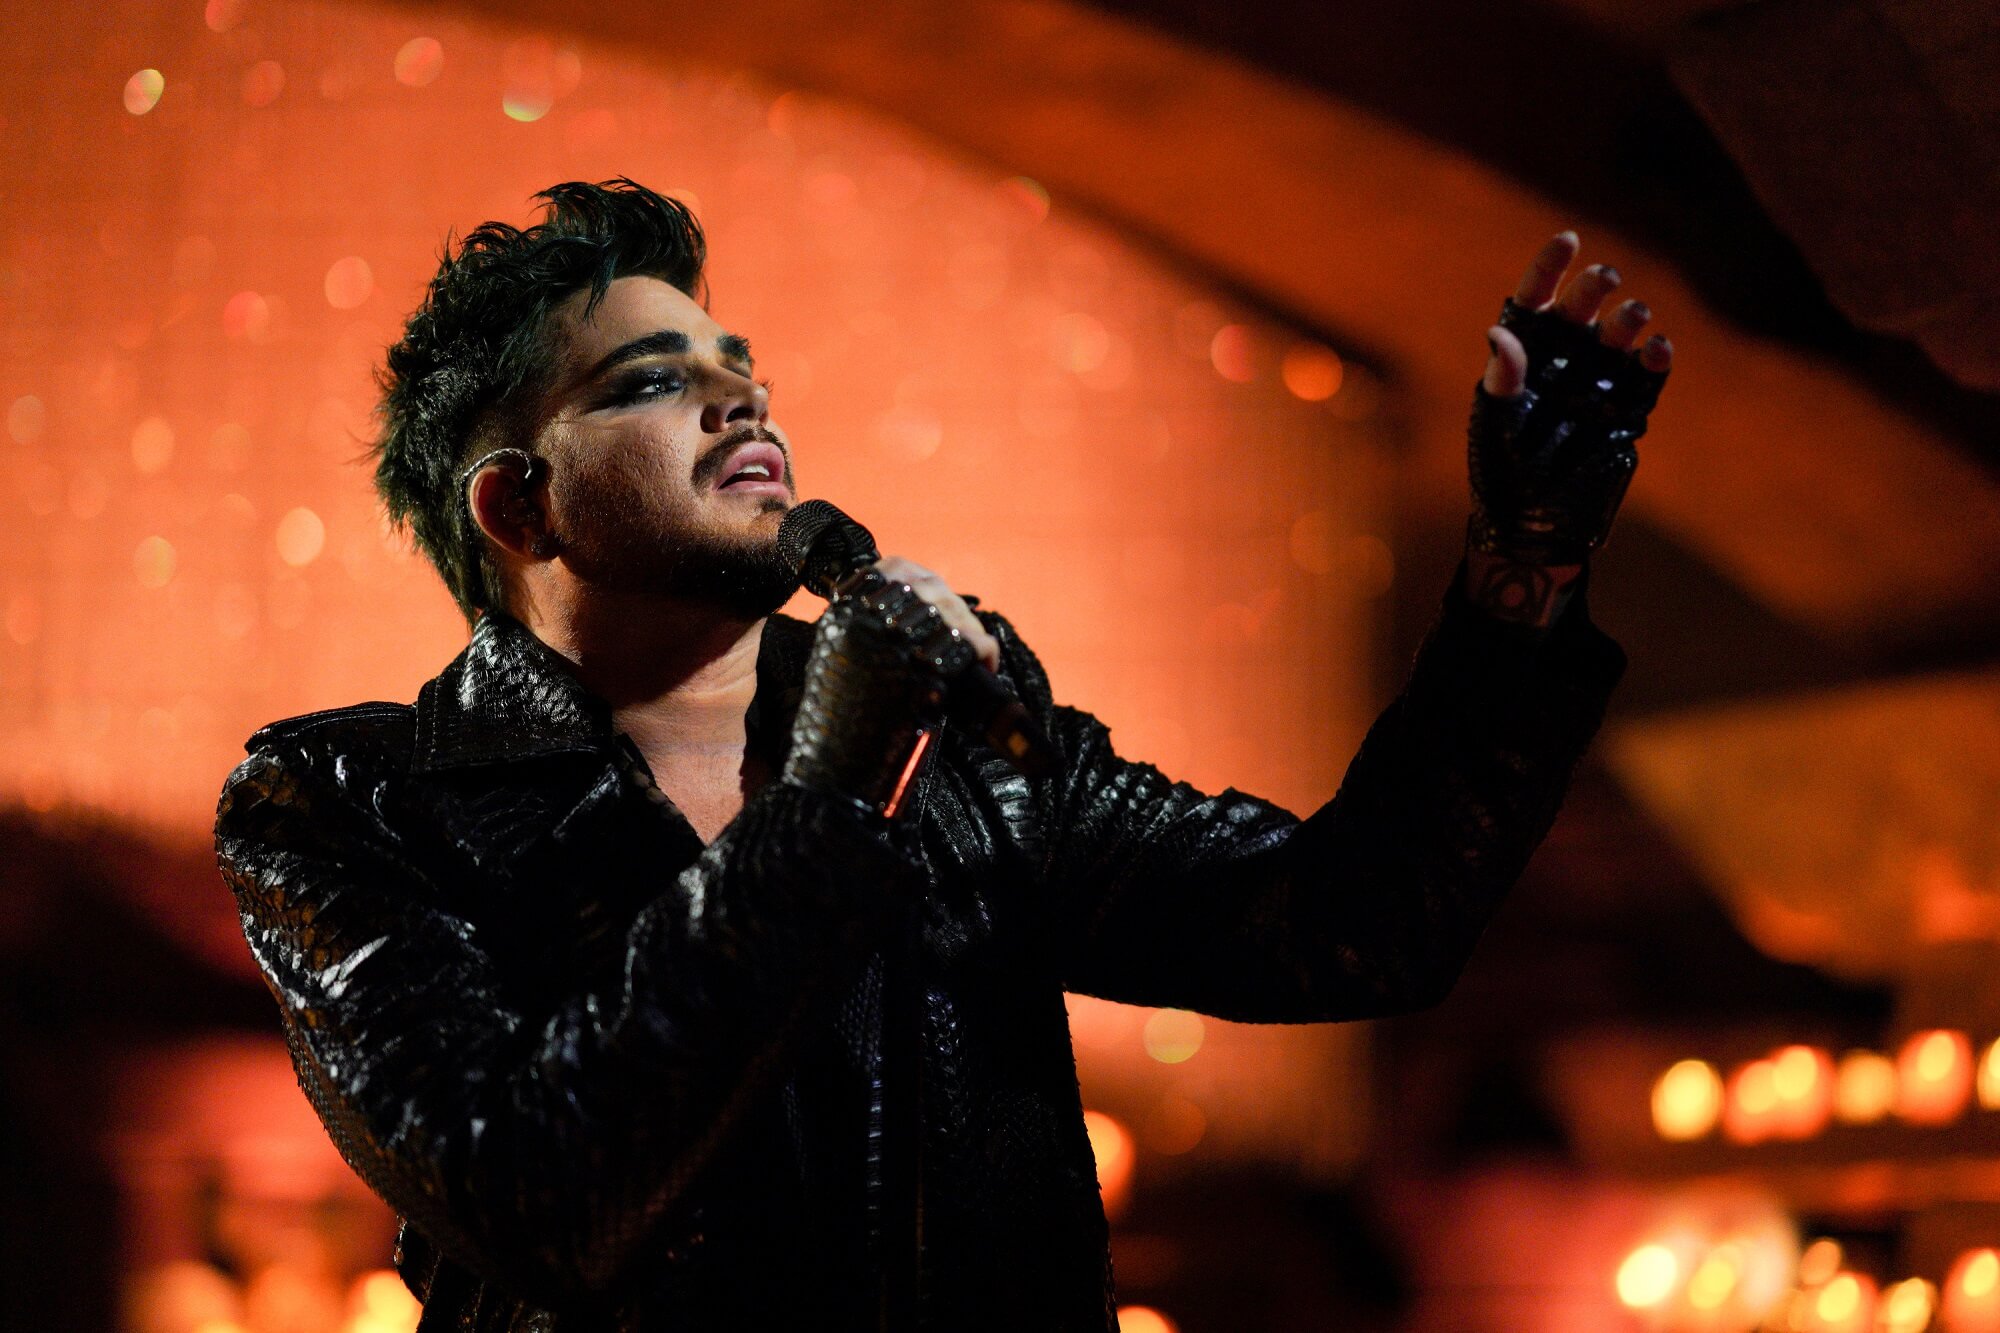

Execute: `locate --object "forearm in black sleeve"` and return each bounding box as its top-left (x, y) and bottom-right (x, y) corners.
top-left (985, 579), bottom-right (1624, 1022)
top-left (215, 741), bottom-right (922, 1309)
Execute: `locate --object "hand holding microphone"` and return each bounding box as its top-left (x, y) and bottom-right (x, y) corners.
top-left (776, 501), bottom-right (1055, 821)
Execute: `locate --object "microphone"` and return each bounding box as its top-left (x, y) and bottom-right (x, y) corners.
top-left (778, 500), bottom-right (1056, 779)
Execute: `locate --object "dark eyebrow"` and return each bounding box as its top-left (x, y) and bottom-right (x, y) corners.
top-left (580, 329), bottom-right (755, 385)
top-left (583, 330), bottom-right (689, 382)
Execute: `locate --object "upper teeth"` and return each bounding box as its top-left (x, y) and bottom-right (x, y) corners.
top-left (731, 463), bottom-right (770, 481)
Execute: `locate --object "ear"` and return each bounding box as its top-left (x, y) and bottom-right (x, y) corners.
top-left (466, 457), bottom-right (553, 561)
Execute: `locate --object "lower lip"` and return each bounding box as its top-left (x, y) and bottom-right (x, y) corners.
top-left (714, 478), bottom-right (789, 497)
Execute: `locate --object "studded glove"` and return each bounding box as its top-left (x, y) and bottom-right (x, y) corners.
top-left (1467, 296), bottom-right (1668, 567)
top-left (781, 570), bottom-right (978, 817)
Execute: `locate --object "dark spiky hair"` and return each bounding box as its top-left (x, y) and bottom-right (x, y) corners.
top-left (371, 178), bottom-right (707, 623)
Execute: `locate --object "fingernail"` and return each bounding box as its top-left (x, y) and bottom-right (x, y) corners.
top-left (1556, 230), bottom-right (1578, 245)
top-left (1598, 265), bottom-right (1621, 285)
top-left (1629, 302), bottom-right (1652, 323)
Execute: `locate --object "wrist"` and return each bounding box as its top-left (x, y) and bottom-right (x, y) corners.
top-left (1461, 544), bottom-right (1584, 629)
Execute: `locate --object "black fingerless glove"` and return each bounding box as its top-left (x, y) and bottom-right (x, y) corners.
top-left (781, 572), bottom-right (977, 817)
top-left (1468, 297), bottom-right (1668, 566)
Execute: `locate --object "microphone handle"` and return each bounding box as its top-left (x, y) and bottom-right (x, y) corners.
top-left (828, 567), bottom-right (1057, 780)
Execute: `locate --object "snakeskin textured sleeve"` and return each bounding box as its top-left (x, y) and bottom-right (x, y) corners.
top-left (214, 744), bottom-right (923, 1310)
top-left (982, 574), bottom-right (1625, 1023)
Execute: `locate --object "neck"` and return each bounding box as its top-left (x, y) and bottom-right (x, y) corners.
top-left (524, 583), bottom-right (765, 758)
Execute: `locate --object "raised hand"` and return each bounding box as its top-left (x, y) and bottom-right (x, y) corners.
top-left (781, 569), bottom-right (979, 819)
top-left (1465, 231), bottom-right (1673, 627)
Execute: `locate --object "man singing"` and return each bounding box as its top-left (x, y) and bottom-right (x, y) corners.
top-left (215, 178), bottom-right (1670, 1330)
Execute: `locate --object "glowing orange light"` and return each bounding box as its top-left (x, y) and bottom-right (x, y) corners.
top-left (1050, 312), bottom-right (1111, 374)
top-left (1834, 1050), bottom-right (1897, 1124)
top-left (997, 176), bottom-right (1050, 223)
top-left (1141, 1009), bottom-right (1204, 1064)
top-left (131, 416), bottom-right (175, 474)
top-left (503, 92), bottom-right (551, 122)
top-left (1770, 1044), bottom-right (1835, 1139)
top-left (1978, 1038), bottom-right (2000, 1110)
top-left (1083, 1109), bottom-right (1134, 1218)
top-left (242, 60), bottom-right (286, 108)
top-left (1116, 1306), bottom-right (1179, 1333)
top-left (203, 0), bottom-right (246, 31)
top-left (1652, 1059), bottom-right (1724, 1141)
top-left (9, 393), bottom-right (47, 443)
top-left (1897, 1029), bottom-right (1973, 1126)
top-left (1616, 1243), bottom-right (1679, 1309)
top-left (1812, 1272), bottom-right (1876, 1333)
top-left (1723, 1058), bottom-right (1782, 1144)
top-left (134, 536), bottom-right (177, 589)
top-left (393, 38), bottom-right (444, 88)
top-left (1209, 324), bottom-right (1256, 383)
top-left (1946, 1248), bottom-right (2000, 1333)
top-left (1281, 344), bottom-right (1344, 401)
top-left (1879, 1277), bottom-right (1937, 1333)
top-left (324, 257), bottom-right (374, 309)
top-left (346, 1268), bottom-right (422, 1333)
top-left (221, 291), bottom-right (273, 342)
top-left (1687, 1243), bottom-right (1742, 1311)
top-left (275, 508), bottom-right (326, 567)
top-left (1798, 1238), bottom-right (1843, 1288)
top-left (124, 69), bottom-right (165, 116)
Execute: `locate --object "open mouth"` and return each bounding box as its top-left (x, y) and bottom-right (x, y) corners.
top-left (712, 440), bottom-right (788, 492)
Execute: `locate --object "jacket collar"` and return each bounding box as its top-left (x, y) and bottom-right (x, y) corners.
top-left (412, 608), bottom-right (817, 773)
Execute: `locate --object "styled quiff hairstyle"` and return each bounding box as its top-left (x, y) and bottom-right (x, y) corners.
top-left (371, 178), bottom-right (706, 623)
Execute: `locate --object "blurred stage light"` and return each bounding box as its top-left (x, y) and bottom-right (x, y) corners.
top-left (1652, 1058), bottom-right (1724, 1141)
top-left (1897, 1029), bottom-right (1973, 1126)
top-left (1834, 1050), bottom-right (1897, 1125)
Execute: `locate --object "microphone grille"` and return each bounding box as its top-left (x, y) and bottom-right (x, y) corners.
top-left (776, 499), bottom-right (879, 597)
top-left (776, 499), bottom-right (842, 574)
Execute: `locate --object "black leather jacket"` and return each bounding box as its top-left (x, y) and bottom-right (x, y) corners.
top-left (213, 584), bottom-right (1624, 1331)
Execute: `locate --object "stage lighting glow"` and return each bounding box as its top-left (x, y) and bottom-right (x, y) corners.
top-left (1833, 1050), bottom-right (1897, 1124)
top-left (1687, 1244), bottom-right (1741, 1310)
top-left (1208, 324), bottom-right (1255, 383)
top-left (1879, 1277), bottom-right (1937, 1333)
top-left (1082, 1110), bottom-right (1134, 1218)
top-left (1979, 1038), bottom-right (2000, 1110)
top-left (1798, 1238), bottom-right (1843, 1287)
top-left (1651, 1058), bottom-right (1724, 1141)
top-left (1050, 312), bottom-right (1111, 374)
top-left (276, 508), bottom-right (327, 568)
top-left (243, 61), bottom-right (286, 109)
top-left (394, 38), bottom-right (444, 88)
top-left (1770, 1044), bottom-right (1834, 1138)
top-left (132, 416), bottom-right (175, 475)
top-left (1814, 1272), bottom-right (1875, 1332)
top-left (9, 394), bottom-right (46, 444)
top-left (133, 536), bottom-right (177, 589)
top-left (1723, 1058), bottom-right (1781, 1143)
top-left (1615, 1243), bottom-right (1679, 1309)
top-left (124, 69), bottom-right (164, 116)
top-left (221, 291), bottom-right (273, 342)
top-left (1142, 1009), bottom-right (1204, 1064)
top-left (1116, 1307), bottom-right (1178, 1333)
top-left (1282, 344), bottom-right (1344, 401)
top-left (324, 258), bottom-right (374, 310)
top-left (1897, 1029), bottom-right (1972, 1126)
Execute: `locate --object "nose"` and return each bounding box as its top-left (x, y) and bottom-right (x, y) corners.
top-left (699, 370), bottom-right (769, 435)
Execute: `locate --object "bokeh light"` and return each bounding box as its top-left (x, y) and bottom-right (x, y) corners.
top-left (131, 416), bottom-right (175, 474)
top-left (242, 60), bottom-right (286, 108)
top-left (1281, 343), bottom-right (1344, 401)
top-left (1978, 1037), bottom-right (2000, 1110)
top-left (1209, 323), bottom-right (1256, 383)
top-left (123, 69), bottom-right (165, 116)
top-left (276, 508), bottom-right (327, 568)
top-left (1769, 1044), bottom-right (1834, 1139)
top-left (393, 37), bottom-right (445, 88)
top-left (1812, 1271), bottom-right (1876, 1333)
top-left (324, 257), bottom-right (375, 309)
top-left (1947, 1249), bottom-right (2000, 1333)
top-left (1879, 1277), bottom-right (1937, 1333)
top-left (1896, 1029), bottom-right (1973, 1126)
top-left (10, 394), bottom-right (47, 444)
top-left (1652, 1058), bottom-right (1724, 1141)
top-left (133, 536), bottom-right (177, 589)
top-left (1083, 1109), bottom-right (1134, 1218)
top-left (1834, 1049), bottom-right (1897, 1125)
top-left (1116, 1307), bottom-right (1179, 1333)
top-left (1723, 1058), bottom-right (1781, 1144)
top-left (1616, 1242), bottom-right (1679, 1309)
top-left (1141, 1009), bottom-right (1204, 1064)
